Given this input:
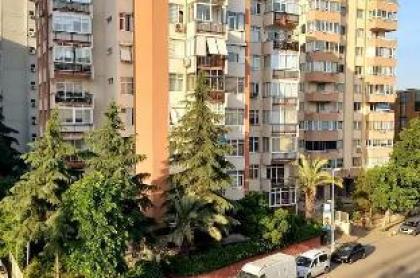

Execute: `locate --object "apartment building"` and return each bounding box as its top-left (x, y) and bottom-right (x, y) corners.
top-left (0, 0), bottom-right (38, 152)
top-left (135, 0), bottom-right (399, 215)
top-left (34, 0), bottom-right (134, 154)
top-left (299, 0), bottom-right (398, 180)
top-left (395, 89), bottom-right (420, 135)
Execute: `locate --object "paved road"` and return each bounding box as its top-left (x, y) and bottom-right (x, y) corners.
top-left (322, 232), bottom-right (420, 278)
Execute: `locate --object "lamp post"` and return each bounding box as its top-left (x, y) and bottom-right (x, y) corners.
top-left (331, 168), bottom-right (340, 254)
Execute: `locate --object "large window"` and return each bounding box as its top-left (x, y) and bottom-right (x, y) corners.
top-left (54, 46), bottom-right (92, 65)
top-left (228, 170), bottom-right (244, 188)
top-left (169, 73), bottom-right (183, 91)
top-left (250, 137), bottom-right (260, 153)
top-left (196, 3), bottom-right (211, 21)
top-left (227, 139), bottom-right (244, 156)
top-left (265, 81), bottom-right (299, 98)
top-left (52, 13), bottom-right (92, 34)
top-left (309, 0), bottom-right (341, 12)
top-left (55, 81), bottom-right (85, 100)
top-left (272, 137), bottom-right (295, 153)
top-left (225, 109), bottom-right (244, 125)
top-left (249, 165), bottom-right (259, 179)
top-left (121, 77), bottom-right (134, 95)
top-left (59, 108), bottom-right (93, 125)
top-left (271, 51), bottom-right (299, 70)
top-left (307, 20), bottom-right (342, 34)
top-left (169, 4), bottom-right (183, 24)
top-left (266, 0), bottom-right (299, 14)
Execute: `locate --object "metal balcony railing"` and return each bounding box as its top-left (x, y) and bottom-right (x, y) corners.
top-left (52, 0), bottom-right (91, 13)
top-left (196, 22), bottom-right (226, 34)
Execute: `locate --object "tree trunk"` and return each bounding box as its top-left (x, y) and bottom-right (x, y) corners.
top-left (55, 252), bottom-right (60, 278)
top-left (305, 191), bottom-right (316, 219)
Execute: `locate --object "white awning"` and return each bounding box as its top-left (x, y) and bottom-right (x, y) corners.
top-left (207, 37), bottom-right (219, 55)
top-left (216, 38), bottom-right (228, 56)
top-left (195, 36), bottom-right (207, 56)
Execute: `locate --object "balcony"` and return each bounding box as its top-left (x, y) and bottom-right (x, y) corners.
top-left (197, 55), bottom-right (225, 69)
top-left (366, 93), bottom-right (396, 103)
top-left (273, 40), bottom-right (299, 51)
top-left (52, 0), bottom-right (91, 14)
top-left (55, 92), bottom-right (93, 106)
top-left (368, 19), bottom-right (397, 32)
top-left (272, 97), bottom-right (298, 106)
top-left (272, 70), bottom-right (299, 79)
top-left (196, 22), bottom-right (225, 35)
top-left (54, 62), bottom-right (92, 77)
top-left (53, 32), bottom-right (92, 44)
top-left (272, 124), bottom-right (297, 134)
top-left (304, 72), bottom-right (340, 83)
top-left (272, 152), bottom-right (298, 161)
top-left (273, 12), bottom-right (299, 29)
top-left (305, 91), bottom-right (341, 102)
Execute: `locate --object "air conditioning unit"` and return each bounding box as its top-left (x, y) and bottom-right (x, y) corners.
top-left (28, 30), bottom-right (36, 38)
top-left (183, 57), bottom-right (191, 67)
top-left (175, 23), bottom-right (185, 33)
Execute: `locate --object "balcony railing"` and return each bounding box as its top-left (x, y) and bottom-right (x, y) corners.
top-left (52, 0), bottom-right (91, 13)
top-left (274, 12), bottom-right (299, 29)
top-left (273, 40), bottom-right (299, 51)
top-left (273, 70), bottom-right (299, 79)
top-left (55, 92), bottom-right (93, 106)
top-left (53, 32), bottom-right (92, 44)
top-left (196, 22), bottom-right (226, 34)
top-left (272, 124), bottom-right (298, 134)
top-left (272, 152), bottom-right (298, 161)
top-left (54, 63), bottom-right (92, 76)
top-left (197, 56), bottom-right (225, 69)
top-left (272, 97), bottom-right (298, 105)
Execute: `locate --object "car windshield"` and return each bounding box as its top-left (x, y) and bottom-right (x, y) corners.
top-left (404, 221), bottom-right (417, 227)
top-left (296, 256), bottom-right (312, 267)
top-left (339, 244), bottom-right (355, 254)
top-left (237, 271), bottom-right (260, 278)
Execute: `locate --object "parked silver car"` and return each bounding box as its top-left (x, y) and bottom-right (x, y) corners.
top-left (399, 219), bottom-right (420, 236)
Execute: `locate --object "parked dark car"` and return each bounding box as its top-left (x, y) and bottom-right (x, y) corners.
top-left (331, 243), bottom-right (366, 264)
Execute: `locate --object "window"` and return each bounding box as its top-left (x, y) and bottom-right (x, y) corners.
top-left (250, 110), bottom-right (259, 125)
top-left (356, 28), bottom-right (364, 38)
top-left (228, 170), bottom-right (244, 188)
top-left (249, 165), bottom-right (259, 179)
top-left (353, 121), bottom-right (361, 130)
top-left (252, 55), bottom-right (261, 70)
top-left (355, 47), bottom-right (364, 56)
top-left (52, 13), bottom-right (92, 34)
top-left (355, 66), bottom-right (363, 75)
top-left (169, 4), bottom-right (183, 24)
top-left (228, 139), bottom-right (244, 156)
top-left (121, 77), bottom-right (134, 94)
top-left (227, 12), bottom-right (245, 31)
top-left (263, 137), bottom-right (270, 152)
top-left (354, 84), bottom-right (362, 94)
top-left (307, 20), bottom-right (342, 34)
top-left (119, 13), bottom-right (133, 31)
top-left (271, 52), bottom-right (299, 70)
top-left (250, 137), bottom-right (260, 153)
top-left (169, 73), bottom-right (183, 91)
top-left (120, 46), bottom-right (133, 63)
top-left (357, 9), bottom-right (364, 19)
top-left (251, 1), bottom-right (262, 15)
top-left (108, 78), bottom-right (114, 85)
top-left (251, 26), bottom-right (261, 42)
top-left (31, 99), bottom-right (36, 108)
top-left (196, 3), bottom-right (211, 21)
top-left (354, 102), bottom-right (361, 111)
top-left (415, 92), bottom-right (420, 111)
top-left (251, 82), bottom-right (260, 98)
top-left (225, 109), bottom-right (244, 125)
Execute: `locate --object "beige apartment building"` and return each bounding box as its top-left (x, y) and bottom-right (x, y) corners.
top-left (0, 0), bottom-right (38, 152)
top-left (34, 0), bottom-right (134, 157)
top-left (299, 0), bottom-right (398, 194)
top-left (31, 0), bottom-right (398, 214)
top-left (135, 0), bottom-right (398, 215)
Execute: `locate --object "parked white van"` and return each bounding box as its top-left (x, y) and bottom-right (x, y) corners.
top-left (238, 252), bottom-right (297, 278)
top-left (296, 249), bottom-right (330, 278)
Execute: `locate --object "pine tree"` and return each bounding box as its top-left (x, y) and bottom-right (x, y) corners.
top-left (0, 112), bottom-right (20, 177)
top-left (170, 72), bottom-right (233, 221)
top-left (0, 110), bottom-right (74, 267)
top-left (62, 103), bottom-right (152, 277)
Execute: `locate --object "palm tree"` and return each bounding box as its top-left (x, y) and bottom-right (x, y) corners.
top-left (296, 154), bottom-right (343, 219)
top-left (165, 194), bottom-right (228, 254)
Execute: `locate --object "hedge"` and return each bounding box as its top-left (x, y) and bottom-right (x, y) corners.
top-left (165, 223), bottom-right (321, 276)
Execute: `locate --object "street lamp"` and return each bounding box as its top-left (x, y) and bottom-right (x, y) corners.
top-left (330, 168), bottom-right (340, 254)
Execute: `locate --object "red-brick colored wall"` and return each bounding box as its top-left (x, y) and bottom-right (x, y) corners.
top-left (173, 237), bottom-right (320, 278)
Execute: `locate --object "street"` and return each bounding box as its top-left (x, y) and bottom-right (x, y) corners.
top-left (322, 231), bottom-right (420, 278)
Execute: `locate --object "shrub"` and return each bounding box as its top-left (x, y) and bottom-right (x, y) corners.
top-left (164, 240), bottom-right (273, 276)
top-left (125, 260), bottom-right (164, 278)
top-left (261, 209), bottom-right (289, 245)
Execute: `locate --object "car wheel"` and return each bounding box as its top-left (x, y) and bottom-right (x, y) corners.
top-left (324, 266), bottom-right (330, 273)
top-left (349, 256), bottom-right (354, 264)
top-left (362, 252), bottom-right (366, 259)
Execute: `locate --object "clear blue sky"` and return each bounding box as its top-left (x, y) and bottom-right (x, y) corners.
top-left (397, 0), bottom-right (420, 90)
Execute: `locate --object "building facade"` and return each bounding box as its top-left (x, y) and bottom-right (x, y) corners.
top-left (34, 0), bottom-right (134, 154)
top-left (395, 89), bottom-right (420, 135)
top-left (0, 0), bottom-right (38, 152)
top-left (135, 0), bottom-right (399, 213)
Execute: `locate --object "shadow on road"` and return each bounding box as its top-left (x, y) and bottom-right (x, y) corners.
top-left (379, 265), bottom-right (420, 278)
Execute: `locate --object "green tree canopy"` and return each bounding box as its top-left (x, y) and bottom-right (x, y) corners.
top-left (0, 112), bottom-right (21, 177)
top-left (170, 72), bottom-right (233, 213)
top-left (0, 110), bottom-right (74, 265)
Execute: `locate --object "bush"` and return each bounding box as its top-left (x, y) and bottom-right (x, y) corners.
top-left (125, 260), bottom-right (164, 278)
top-left (261, 209), bottom-right (289, 245)
top-left (165, 240), bottom-right (274, 276)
